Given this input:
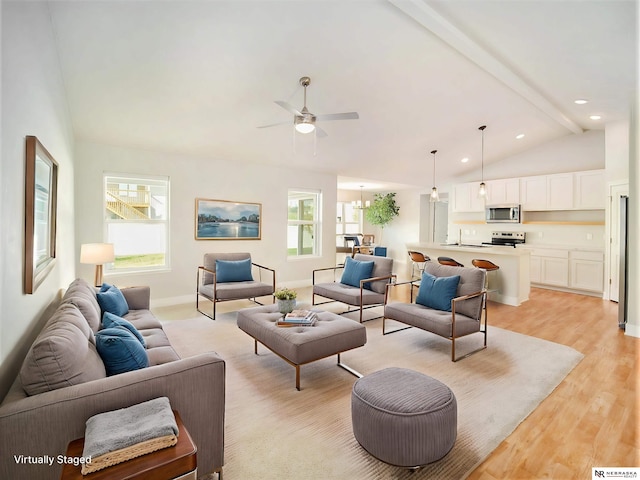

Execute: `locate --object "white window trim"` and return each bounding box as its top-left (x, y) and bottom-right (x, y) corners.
top-left (287, 189), bottom-right (322, 258)
top-left (103, 172), bottom-right (171, 275)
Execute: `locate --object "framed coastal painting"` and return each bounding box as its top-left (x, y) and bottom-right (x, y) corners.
top-left (195, 198), bottom-right (261, 240)
top-left (24, 136), bottom-right (58, 294)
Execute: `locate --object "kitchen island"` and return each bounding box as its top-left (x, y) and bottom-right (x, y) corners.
top-left (406, 243), bottom-right (531, 306)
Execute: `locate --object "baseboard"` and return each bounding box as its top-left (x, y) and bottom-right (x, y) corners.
top-left (489, 292), bottom-right (525, 307)
top-left (150, 280), bottom-right (314, 309)
top-left (624, 323), bottom-right (640, 338)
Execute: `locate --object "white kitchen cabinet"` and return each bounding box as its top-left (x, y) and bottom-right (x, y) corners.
top-left (452, 182), bottom-right (484, 212)
top-left (454, 169), bottom-right (605, 215)
top-left (528, 247), bottom-right (604, 294)
top-left (486, 178), bottom-right (520, 205)
top-left (521, 173), bottom-right (573, 210)
top-left (529, 248), bottom-right (569, 287)
top-left (569, 250), bottom-right (604, 292)
top-left (520, 175), bottom-right (547, 210)
top-left (530, 255), bottom-right (542, 283)
top-left (574, 170), bottom-right (606, 209)
top-left (546, 173), bottom-right (574, 210)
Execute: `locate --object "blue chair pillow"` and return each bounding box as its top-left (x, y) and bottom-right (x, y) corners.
top-left (416, 272), bottom-right (460, 312)
top-left (102, 312), bottom-right (146, 348)
top-left (96, 327), bottom-right (149, 376)
top-left (340, 256), bottom-right (375, 289)
top-left (96, 283), bottom-right (129, 317)
top-left (215, 258), bottom-right (253, 283)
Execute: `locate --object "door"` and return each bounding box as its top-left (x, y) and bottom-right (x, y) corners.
top-left (609, 183), bottom-right (629, 301)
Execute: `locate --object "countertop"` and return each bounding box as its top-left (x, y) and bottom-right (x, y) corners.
top-left (515, 243), bottom-right (604, 253)
top-left (407, 242), bottom-right (531, 256)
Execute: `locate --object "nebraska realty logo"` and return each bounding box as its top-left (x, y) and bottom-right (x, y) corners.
top-left (14, 455), bottom-right (91, 467)
top-left (593, 468), bottom-right (639, 479)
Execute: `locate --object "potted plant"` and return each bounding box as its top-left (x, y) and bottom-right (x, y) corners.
top-left (274, 287), bottom-right (297, 314)
top-left (365, 192), bottom-right (400, 244)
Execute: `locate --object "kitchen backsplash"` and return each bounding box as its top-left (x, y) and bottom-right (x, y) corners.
top-left (447, 223), bottom-right (606, 249)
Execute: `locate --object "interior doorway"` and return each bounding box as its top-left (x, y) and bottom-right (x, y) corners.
top-left (420, 193), bottom-right (448, 243)
top-left (433, 200), bottom-right (448, 244)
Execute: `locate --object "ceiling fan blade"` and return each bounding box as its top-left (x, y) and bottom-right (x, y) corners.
top-left (275, 100), bottom-right (302, 116)
top-left (315, 126), bottom-right (328, 138)
top-left (257, 120), bottom-right (291, 129)
top-left (315, 112), bottom-right (359, 121)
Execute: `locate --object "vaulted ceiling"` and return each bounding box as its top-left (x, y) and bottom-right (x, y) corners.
top-left (47, 0), bottom-right (637, 191)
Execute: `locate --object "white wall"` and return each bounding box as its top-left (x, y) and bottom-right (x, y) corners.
top-left (0, 1), bottom-right (76, 398)
top-left (625, 82), bottom-right (639, 338)
top-left (74, 141), bottom-right (338, 305)
top-left (606, 120), bottom-right (630, 183)
top-left (455, 130), bottom-right (605, 184)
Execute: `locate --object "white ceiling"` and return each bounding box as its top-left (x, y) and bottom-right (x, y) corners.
top-left (47, 0), bottom-right (637, 191)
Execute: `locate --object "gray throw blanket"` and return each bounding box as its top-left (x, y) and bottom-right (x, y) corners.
top-left (82, 397), bottom-right (178, 459)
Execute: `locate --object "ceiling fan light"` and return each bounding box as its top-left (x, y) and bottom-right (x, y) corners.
top-left (294, 115), bottom-right (316, 134)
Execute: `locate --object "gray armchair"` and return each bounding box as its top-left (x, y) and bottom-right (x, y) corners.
top-left (197, 252), bottom-right (275, 320)
top-left (383, 262), bottom-right (487, 361)
top-left (312, 253), bottom-right (395, 323)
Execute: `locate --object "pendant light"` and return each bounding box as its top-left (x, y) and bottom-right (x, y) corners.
top-left (478, 125), bottom-right (487, 198)
top-left (352, 185), bottom-right (370, 209)
top-left (430, 149), bottom-right (439, 203)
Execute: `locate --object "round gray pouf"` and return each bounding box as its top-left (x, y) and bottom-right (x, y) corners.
top-left (351, 367), bottom-right (457, 468)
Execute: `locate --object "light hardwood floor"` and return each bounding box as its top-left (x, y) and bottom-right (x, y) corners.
top-left (464, 287), bottom-right (639, 479)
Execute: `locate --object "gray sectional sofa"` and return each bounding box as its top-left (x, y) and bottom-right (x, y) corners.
top-left (0, 278), bottom-right (225, 480)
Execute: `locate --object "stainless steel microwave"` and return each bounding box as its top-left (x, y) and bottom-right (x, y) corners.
top-left (485, 204), bottom-right (521, 223)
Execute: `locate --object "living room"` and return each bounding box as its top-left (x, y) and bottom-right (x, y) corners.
top-left (1, 1), bottom-right (638, 479)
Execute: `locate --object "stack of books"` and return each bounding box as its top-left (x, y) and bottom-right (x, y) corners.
top-left (277, 309), bottom-right (318, 327)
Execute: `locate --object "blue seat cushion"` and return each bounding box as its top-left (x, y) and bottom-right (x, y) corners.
top-left (340, 256), bottom-right (375, 289)
top-left (102, 311), bottom-right (146, 348)
top-left (215, 258), bottom-right (253, 283)
top-left (96, 283), bottom-right (129, 317)
top-left (96, 327), bottom-right (148, 376)
top-left (416, 272), bottom-right (460, 312)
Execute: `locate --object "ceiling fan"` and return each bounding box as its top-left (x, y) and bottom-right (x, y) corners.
top-left (258, 76), bottom-right (359, 137)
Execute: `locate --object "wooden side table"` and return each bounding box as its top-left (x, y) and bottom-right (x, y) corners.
top-left (60, 411), bottom-right (197, 480)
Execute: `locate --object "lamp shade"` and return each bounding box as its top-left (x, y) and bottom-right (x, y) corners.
top-left (80, 243), bottom-right (115, 265)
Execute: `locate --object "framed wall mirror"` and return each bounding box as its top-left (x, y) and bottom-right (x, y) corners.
top-left (24, 135), bottom-right (58, 294)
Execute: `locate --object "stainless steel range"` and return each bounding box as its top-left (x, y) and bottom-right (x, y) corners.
top-left (482, 231), bottom-right (525, 248)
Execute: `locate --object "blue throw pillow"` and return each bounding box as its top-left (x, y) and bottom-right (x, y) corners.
top-left (102, 312), bottom-right (146, 348)
top-left (215, 258), bottom-right (253, 283)
top-left (416, 272), bottom-right (460, 312)
top-left (96, 327), bottom-right (148, 376)
top-left (96, 284), bottom-right (129, 317)
top-left (340, 256), bottom-right (375, 289)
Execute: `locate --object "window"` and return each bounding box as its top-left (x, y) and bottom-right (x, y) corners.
top-left (287, 189), bottom-right (321, 257)
top-left (336, 202), bottom-right (362, 247)
top-left (104, 173), bottom-right (170, 272)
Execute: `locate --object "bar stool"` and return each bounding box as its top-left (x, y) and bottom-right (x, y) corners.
top-left (471, 259), bottom-right (500, 293)
top-left (437, 256), bottom-right (464, 267)
top-left (408, 251), bottom-right (430, 279)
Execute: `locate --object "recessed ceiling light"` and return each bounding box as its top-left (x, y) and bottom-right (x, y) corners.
top-left (574, 99), bottom-right (588, 105)
top-left (461, 157), bottom-right (469, 163)
top-left (590, 115), bottom-right (602, 120)
top-left (516, 133), bottom-right (525, 139)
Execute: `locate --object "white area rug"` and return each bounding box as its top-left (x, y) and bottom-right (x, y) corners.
top-left (162, 310), bottom-right (583, 480)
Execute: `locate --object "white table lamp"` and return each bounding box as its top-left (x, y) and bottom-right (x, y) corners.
top-left (80, 243), bottom-right (115, 287)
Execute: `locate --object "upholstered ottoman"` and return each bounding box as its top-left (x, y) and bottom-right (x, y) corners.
top-left (351, 367), bottom-right (457, 467)
top-left (237, 304), bottom-right (367, 390)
